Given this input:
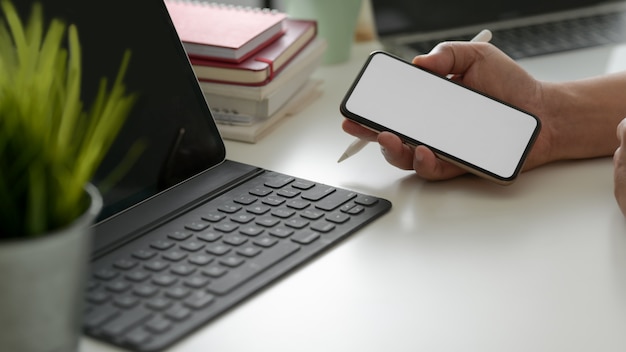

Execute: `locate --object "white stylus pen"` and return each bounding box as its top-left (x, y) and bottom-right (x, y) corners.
top-left (337, 29), bottom-right (493, 163)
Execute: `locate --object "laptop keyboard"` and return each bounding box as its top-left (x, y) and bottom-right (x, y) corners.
top-left (408, 10), bottom-right (626, 59)
top-left (83, 171), bottom-right (391, 351)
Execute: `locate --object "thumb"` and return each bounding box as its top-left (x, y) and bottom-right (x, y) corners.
top-left (613, 118), bottom-right (626, 216)
top-left (412, 42), bottom-right (493, 77)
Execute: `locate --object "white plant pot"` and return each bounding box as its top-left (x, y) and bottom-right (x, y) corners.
top-left (0, 184), bottom-right (102, 352)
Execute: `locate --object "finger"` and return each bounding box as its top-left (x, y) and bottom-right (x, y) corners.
top-left (412, 42), bottom-right (490, 76)
top-left (613, 119), bottom-right (626, 215)
top-left (341, 119), bottom-right (378, 142)
top-left (377, 132), bottom-right (415, 170)
top-left (614, 146), bottom-right (626, 216)
top-left (614, 119), bottom-right (626, 184)
top-left (412, 145), bottom-right (467, 180)
top-left (378, 132), bottom-right (467, 179)
top-left (617, 118), bottom-right (626, 143)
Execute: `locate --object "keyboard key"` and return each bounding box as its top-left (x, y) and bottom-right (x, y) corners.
top-left (145, 316), bottom-right (172, 333)
top-left (150, 240), bottom-right (175, 251)
top-left (255, 216), bottom-right (280, 227)
top-left (239, 225), bottom-right (264, 237)
top-left (86, 291), bottom-right (111, 305)
top-left (214, 222), bottom-right (239, 233)
top-left (133, 285), bottom-right (159, 298)
top-left (301, 186), bottom-right (335, 201)
top-left (277, 188), bottom-right (300, 198)
top-left (100, 306), bottom-right (153, 338)
top-left (246, 204), bottom-right (271, 215)
top-left (188, 254), bottom-right (213, 266)
top-left (264, 175), bottom-right (294, 188)
top-left (132, 249), bottom-right (157, 260)
top-left (184, 276), bottom-right (210, 288)
top-left (113, 295), bottom-right (140, 309)
top-left (185, 221), bottom-right (210, 231)
top-left (202, 266), bottom-right (228, 278)
top-left (144, 260), bottom-right (170, 272)
top-left (162, 250), bottom-right (188, 262)
top-left (231, 213), bottom-right (255, 224)
top-left (205, 244), bottom-right (231, 256)
top-left (167, 231), bottom-right (192, 241)
top-left (152, 274), bottom-right (178, 287)
top-left (94, 269), bottom-right (118, 281)
top-left (310, 221), bottom-right (335, 233)
top-left (291, 231), bottom-right (320, 245)
top-left (314, 190), bottom-right (357, 211)
top-left (196, 231), bottom-right (222, 242)
top-left (253, 237), bottom-right (278, 248)
top-left (113, 259), bottom-right (138, 270)
top-left (236, 246), bottom-right (262, 257)
top-left (146, 297), bottom-right (172, 311)
top-left (291, 180), bottom-right (315, 190)
top-left (106, 281), bottom-right (131, 293)
top-left (84, 307), bottom-right (120, 329)
top-left (164, 305), bottom-right (191, 321)
top-left (326, 212), bottom-right (350, 224)
top-left (249, 187), bottom-right (272, 197)
top-left (262, 195), bottom-right (285, 206)
top-left (202, 212), bottom-right (226, 222)
top-left (206, 242), bottom-right (300, 295)
top-left (179, 241), bottom-right (206, 252)
top-left (345, 205), bottom-right (364, 215)
top-left (184, 291), bottom-right (215, 310)
top-left (234, 194), bottom-right (257, 205)
top-left (269, 227), bottom-right (294, 238)
top-left (165, 286), bottom-right (191, 299)
top-left (124, 328), bottom-right (152, 347)
top-left (217, 204), bottom-right (241, 214)
top-left (354, 195), bottom-right (379, 206)
top-left (284, 218), bottom-right (309, 229)
top-left (171, 264), bottom-right (197, 276)
top-left (219, 256), bottom-right (245, 268)
top-left (223, 234), bottom-right (248, 246)
top-left (125, 271), bottom-right (150, 282)
top-left (286, 199), bottom-right (310, 210)
top-left (271, 208), bottom-right (296, 218)
top-left (301, 209), bottom-right (324, 220)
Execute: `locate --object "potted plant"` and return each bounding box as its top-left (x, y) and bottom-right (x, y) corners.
top-left (0, 1), bottom-right (136, 350)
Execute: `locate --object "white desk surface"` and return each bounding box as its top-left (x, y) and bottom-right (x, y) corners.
top-left (82, 41), bottom-right (626, 352)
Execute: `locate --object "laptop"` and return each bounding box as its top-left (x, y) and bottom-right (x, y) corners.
top-left (370, 0), bottom-right (626, 60)
top-left (11, 0), bottom-right (391, 351)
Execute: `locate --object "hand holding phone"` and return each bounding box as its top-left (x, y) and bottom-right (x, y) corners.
top-left (340, 51), bottom-right (541, 185)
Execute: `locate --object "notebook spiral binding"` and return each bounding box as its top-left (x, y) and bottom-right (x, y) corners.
top-left (169, 0), bottom-right (281, 15)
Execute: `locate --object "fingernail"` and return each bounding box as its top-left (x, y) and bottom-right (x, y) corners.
top-left (415, 148), bottom-right (424, 163)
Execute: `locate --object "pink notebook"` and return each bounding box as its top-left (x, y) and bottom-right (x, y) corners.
top-left (165, 0), bottom-right (287, 63)
top-left (189, 19), bottom-right (317, 86)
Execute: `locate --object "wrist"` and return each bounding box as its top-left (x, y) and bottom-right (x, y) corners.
top-left (539, 79), bottom-right (622, 162)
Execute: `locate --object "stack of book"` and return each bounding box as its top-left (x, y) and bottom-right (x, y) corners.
top-left (165, 0), bottom-right (327, 143)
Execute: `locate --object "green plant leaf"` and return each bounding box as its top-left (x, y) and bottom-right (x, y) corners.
top-left (0, 1), bottom-right (138, 237)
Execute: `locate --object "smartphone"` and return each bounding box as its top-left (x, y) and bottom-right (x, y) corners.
top-left (340, 51), bottom-right (541, 185)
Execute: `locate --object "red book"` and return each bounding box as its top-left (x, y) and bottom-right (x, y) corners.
top-left (165, 0), bottom-right (287, 63)
top-left (189, 19), bottom-right (317, 86)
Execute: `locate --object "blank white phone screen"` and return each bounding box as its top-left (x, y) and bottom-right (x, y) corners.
top-left (344, 52), bottom-right (539, 180)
